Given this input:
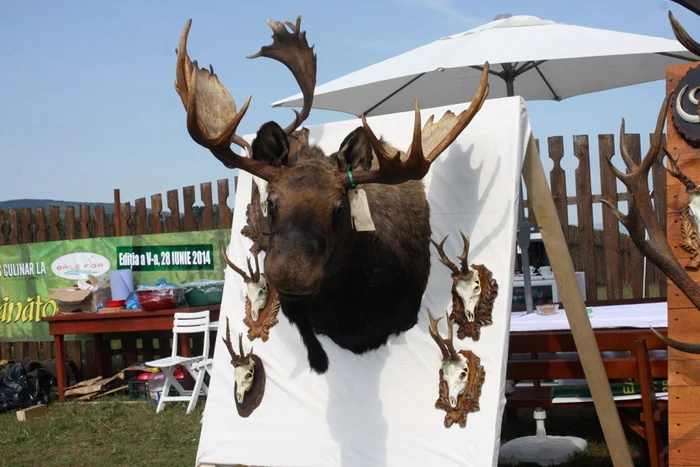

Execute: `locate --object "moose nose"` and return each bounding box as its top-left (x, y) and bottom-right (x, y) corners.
top-left (265, 257), bottom-right (323, 296)
top-left (264, 240), bottom-right (324, 296)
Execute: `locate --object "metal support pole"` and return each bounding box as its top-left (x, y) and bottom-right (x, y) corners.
top-left (517, 178), bottom-right (534, 314)
top-left (505, 71), bottom-right (534, 313)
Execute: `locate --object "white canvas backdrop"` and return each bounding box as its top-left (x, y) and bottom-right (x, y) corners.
top-left (196, 96), bottom-right (531, 467)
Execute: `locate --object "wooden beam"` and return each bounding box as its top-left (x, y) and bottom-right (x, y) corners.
top-left (521, 134), bottom-right (634, 467)
top-left (16, 404), bottom-right (47, 421)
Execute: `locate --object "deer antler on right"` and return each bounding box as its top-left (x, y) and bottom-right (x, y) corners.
top-left (174, 15), bottom-right (316, 181)
top-left (600, 91), bottom-right (700, 312)
top-left (669, 1), bottom-right (700, 56)
top-left (427, 307), bottom-right (461, 363)
top-left (343, 63), bottom-right (490, 188)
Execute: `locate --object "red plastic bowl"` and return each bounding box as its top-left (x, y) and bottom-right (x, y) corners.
top-left (106, 299), bottom-right (126, 308)
top-left (135, 288), bottom-right (183, 311)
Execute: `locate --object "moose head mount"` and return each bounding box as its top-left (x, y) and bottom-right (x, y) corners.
top-left (427, 308), bottom-right (485, 428)
top-left (431, 231), bottom-right (498, 341)
top-left (175, 15), bottom-right (491, 374)
top-left (222, 246), bottom-right (280, 342)
top-left (222, 317), bottom-right (266, 417)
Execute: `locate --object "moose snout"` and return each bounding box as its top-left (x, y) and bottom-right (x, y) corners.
top-left (264, 233), bottom-right (325, 297)
top-left (264, 253), bottom-right (323, 296)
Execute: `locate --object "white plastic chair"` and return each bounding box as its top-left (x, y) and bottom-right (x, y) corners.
top-left (145, 310), bottom-right (212, 414)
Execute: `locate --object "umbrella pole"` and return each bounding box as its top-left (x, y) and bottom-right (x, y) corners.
top-left (506, 72), bottom-right (535, 314)
top-left (517, 181), bottom-right (535, 314)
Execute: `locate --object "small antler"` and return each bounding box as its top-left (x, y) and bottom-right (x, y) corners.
top-left (342, 63), bottom-right (490, 188)
top-left (600, 91), bottom-right (700, 311)
top-left (247, 14), bottom-right (317, 135)
top-left (222, 245), bottom-right (251, 282)
top-left (426, 308), bottom-right (461, 363)
top-left (223, 317), bottom-right (240, 362)
top-left (456, 230), bottom-right (471, 272)
top-left (663, 147), bottom-right (700, 193)
top-left (174, 19), bottom-right (279, 181)
top-left (430, 232), bottom-right (474, 279)
top-left (246, 250), bottom-right (262, 283)
top-left (431, 235), bottom-right (461, 275)
top-left (238, 331), bottom-right (253, 360)
top-left (222, 317), bottom-right (253, 365)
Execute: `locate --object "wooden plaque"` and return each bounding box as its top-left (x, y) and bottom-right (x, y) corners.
top-left (666, 61), bottom-right (700, 466)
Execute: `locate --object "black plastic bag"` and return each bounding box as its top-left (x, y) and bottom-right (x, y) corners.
top-left (0, 362), bottom-right (54, 414)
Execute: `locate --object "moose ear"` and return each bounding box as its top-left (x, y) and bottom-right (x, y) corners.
top-left (251, 121), bottom-right (290, 167)
top-left (329, 126), bottom-right (374, 171)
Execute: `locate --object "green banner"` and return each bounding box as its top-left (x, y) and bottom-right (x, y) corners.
top-left (0, 229), bottom-right (231, 342)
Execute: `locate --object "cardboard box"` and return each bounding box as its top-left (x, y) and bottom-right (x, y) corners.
top-left (48, 275), bottom-right (112, 314)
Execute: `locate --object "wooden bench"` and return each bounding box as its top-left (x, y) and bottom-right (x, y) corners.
top-left (506, 327), bottom-right (669, 467)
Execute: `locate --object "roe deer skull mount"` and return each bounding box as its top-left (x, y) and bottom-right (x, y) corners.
top-left (222, 246), bottom-right (280, 342)
top-left (427, 308), bottom-right (485, 428)
top-left (222, 317), bottom-right (266, 417)
top-left (431, 231), bottom-right (498, 341)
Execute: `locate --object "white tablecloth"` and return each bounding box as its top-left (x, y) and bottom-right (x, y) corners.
top-left (509, 301), bottom-right (667, 333)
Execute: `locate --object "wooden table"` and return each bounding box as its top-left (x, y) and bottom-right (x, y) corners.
top-left (43, 305), bottom-right (221, 402)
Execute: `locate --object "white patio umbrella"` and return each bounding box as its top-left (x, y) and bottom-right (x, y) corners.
top-left (271, 13), bottom-right (700, 316)
top-left (272, 13), bottom-right (698, 116)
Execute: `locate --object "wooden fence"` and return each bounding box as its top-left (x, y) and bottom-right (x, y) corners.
top-left (0, 132), bottom-right (670, 380)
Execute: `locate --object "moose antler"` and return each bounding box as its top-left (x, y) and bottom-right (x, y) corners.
top-left (222, 317), bottom-right (254, 365)
top-left (427, 307), bottom-right (461, 363)
top-left (174, 15), bottom-right (317, 181)
top-left (430, 231), bottom-right (473, 279)
top-left (343, 63), bottom-right (490, 188)
top-left (247, 15), bottom-right (317, 135)
top-left (600, 91), bottom-right (700, 312)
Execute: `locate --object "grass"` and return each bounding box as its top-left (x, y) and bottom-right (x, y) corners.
top-left (0, 394), bottom-right (658, 467)
top-left (0, 396), bottom-right (204, 467)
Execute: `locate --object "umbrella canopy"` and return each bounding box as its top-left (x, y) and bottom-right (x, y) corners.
top-left (271, 14), bottom-right (699, 117)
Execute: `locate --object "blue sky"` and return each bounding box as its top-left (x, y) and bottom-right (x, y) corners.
top-left (2, 0), bottom-right (700, 226)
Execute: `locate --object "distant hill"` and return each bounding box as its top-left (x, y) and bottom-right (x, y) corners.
top-left (0, 199), bottom-right (116, 214)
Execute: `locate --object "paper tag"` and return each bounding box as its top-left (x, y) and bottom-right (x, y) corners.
top-left (349, 188), bottom-right (376, 231)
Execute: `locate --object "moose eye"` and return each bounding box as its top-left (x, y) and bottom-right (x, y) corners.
top-left (460, 371), bottom-right (467, 380)
top-left (332, 202), bottom-right (345, 229)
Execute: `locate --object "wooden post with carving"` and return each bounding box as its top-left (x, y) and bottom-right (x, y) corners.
top-left (665, 61), bottom-right (700, 466)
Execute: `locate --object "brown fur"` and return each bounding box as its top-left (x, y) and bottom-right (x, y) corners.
top-left (253, 124), bottom-right (432, 374)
